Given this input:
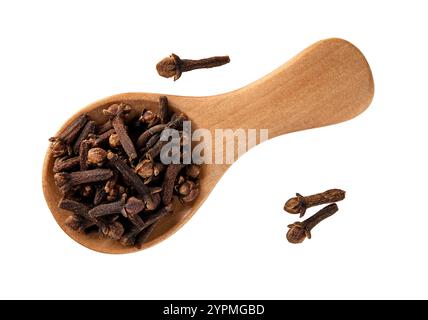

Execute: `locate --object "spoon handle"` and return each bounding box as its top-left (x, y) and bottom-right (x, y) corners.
top-left (180, 38), bottom-right (374, 139)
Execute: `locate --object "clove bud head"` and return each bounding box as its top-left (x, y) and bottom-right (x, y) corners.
top-left (140, 110), bottom-right (157, 124)
top-left (54, 172), bottom-right (72, 193)
top-left (135, 159), bottom-right (154, 179)
top-left (109, 133), bottom-right (121, 148)
top-left (102, 103), bottom-right (132, 118)
top-left (49, 138), bottom-right (68, 158)
top-left (186, 164), bottom-right (201, 179)
top-left (122, 197), bottom-right (145, 218)
top-left (286, 222), bottom-right (311, 244)
top-left (156, 54), bottom-right (180, 80)
top-left (284, 194), bottom-right (307, 216)
top-left (102, 221), bottom-right (125, 240)
top-left (87, 148), bottom-right (107, 166)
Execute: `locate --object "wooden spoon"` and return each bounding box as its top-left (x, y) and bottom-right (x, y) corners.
top-left (42, 38), bottom-right (374, 254)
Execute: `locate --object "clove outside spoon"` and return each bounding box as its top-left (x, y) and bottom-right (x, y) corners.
top-left (42, 38), bottom-right (374, 253)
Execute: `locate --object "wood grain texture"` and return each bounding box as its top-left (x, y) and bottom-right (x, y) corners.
top-left (42, 38), bottom-right (374, 254)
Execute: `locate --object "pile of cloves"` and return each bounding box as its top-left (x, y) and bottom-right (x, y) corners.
top-left (283, 189), bottom-right (345, 244)
top-left (49, 96), bottom-right (200, 248)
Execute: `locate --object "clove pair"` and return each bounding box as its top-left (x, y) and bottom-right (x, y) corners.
top-left (283, 189), bottom-right (345, 244)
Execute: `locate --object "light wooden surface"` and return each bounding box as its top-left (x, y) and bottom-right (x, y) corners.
top-left (42, 38), bottom-right (374, 254)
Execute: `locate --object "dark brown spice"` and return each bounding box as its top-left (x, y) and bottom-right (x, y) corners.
top-left (145, 133), bottom-right (161, 149)
top-left (59, 197), bottom-right (91, 219)
top-left (136, 124), bottom-right (166, 148)
top-left (109, 133), bottom-right (121, 148)
top-left (135, 159), bottom-right (154, 180)
top-left (101, 221), bottom-right (125, 240)
top-left (120, 227), bottom-right (142, 246)
top-left (162, 164), bottom-right (186, 205)
top-left (159, 96), bottom-right (170, 124)
top-left (87, 147), bottom-right (107, 166)
top-left (145, 136), bottom-right (169, 160)
top-left (97, 121), bottom-right (113, 134)
top-left (53, 156), bottom-right (80, 173)
top-left (49, 97), bottom-right (200, 248)
top-left (137, 113), bottom-right (187, 150)
top-left (54, 168), bottom-right (113, 193)
top-left (107, 151), bottom-right (152, 203)
top-left (49, 114), bottom-right (88, 157)
top-left (143, 203), bottom-right (173, 227)
top-left (136, 223), bottom-right (156, 248)
top-left (120, 204), bottom-right (173, 246)
top-left (185, 164), bottom-right (201, 179)
top-left (73, 120), bottom-right (96, 155)
top-left (140, 109), bottom-right (160, 128)
top-left (122, 197), bottom-right (145, 228)
top-left (93, 184), bottom-right (107, 205)
top-left (284, 189), bottom-right (345, 217)
top-left (177, 179), bottom-right (200, 203)
top-left (143, 114), bottom-right (186, 160)
top-left (65, 215), bottom-right (95, 233)
top-left (79, 140), bottom-right (91, 170)
top-left (156, 53), bottom-right (230, 81)
top-left (94, 129), bottom-right (115, 147)
top-left (81, 185), bottom-right (93, 198)
top-left (286, 203), bottom-right (338, 244)
top-left (103, 104), bottom-right (137, 161)
top-left (60, 198), bottom-right (114, 233)
top-left (145, 191), bottom-right (161, 211)
top-left (88, 194), bottom-right (127, 218)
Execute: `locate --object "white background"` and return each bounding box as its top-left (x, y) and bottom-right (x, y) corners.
top-left (0, 0), bottom-right (427, 299)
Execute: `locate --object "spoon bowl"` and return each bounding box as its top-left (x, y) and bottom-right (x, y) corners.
top-left (42, 38), bottom-right (374, 253)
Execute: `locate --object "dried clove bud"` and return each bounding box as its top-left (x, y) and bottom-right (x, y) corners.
top-left (73, 120), bottom-right (96, 155)
top-left (122, 197), bottom-right (145, 228)
top-left (87, 147), bottom-right (107, 166)
top-left (97, 121), bottom-right (113, 134)
top-left (107, 151), bottom-right (152, 203)
top-left (284, 189), bottom-right (345, 217)
top-left (79, 139), bottom-right (91, 170)
top-left (102, 221), bottom-right (125, 240)
top-left (162, 164), bottom-right (186, 205)
top-left (49, 138), bottom-right (72, 158)
top-left (159, 96), bottom-right (170, 124)
top-left (88, 194), bottom-right (127, 218)
top-left (181, 187), bottom-right (199, 203)
top-left (120, 204), bottom-right (172, 246)
top-left (59, 198), bottom-right (107, 232)
top-left (286, 203), bottom-right (338, 244)
top-left (65, 215), bottom-right (95, 233)
top-left (136, 124), bottom-right (167, 148)
top-left (81, 185), bottom-right (93, 198)
top-left (53, 156), bottom-right (80, 173)
top-left (145, 192), bottom-right (161, 211)
top-left (103, 103), bottom-right (137, 161)
top-left (59, 197), bottom-right (92, 220)
top-left (94, 129), bottom-right (115, 147)
top-left (185, 164), bottom-right (201, 179)
top-left (156, 53), bottom-right (230, 81)
top-left (144, 133), bottom-right (161, 151)
top-left (135, 159), bottom-right (154, 179)
top-left (136, 223), bottom-right (156, 248)
top-left (138, 110), bottom-right (160, 128)
top-left (54, 168), bottom-right (113, 193)
top-left (109, 133), bottom-right (121, 148)
top-left (49, 98), bottom-right (200, 248)
top-left (49, 114), bottom-right (88, 157)
top-left (143, 203), bottom-right (173, 227)
top-left (93, 184), bottom-right (107, 205)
